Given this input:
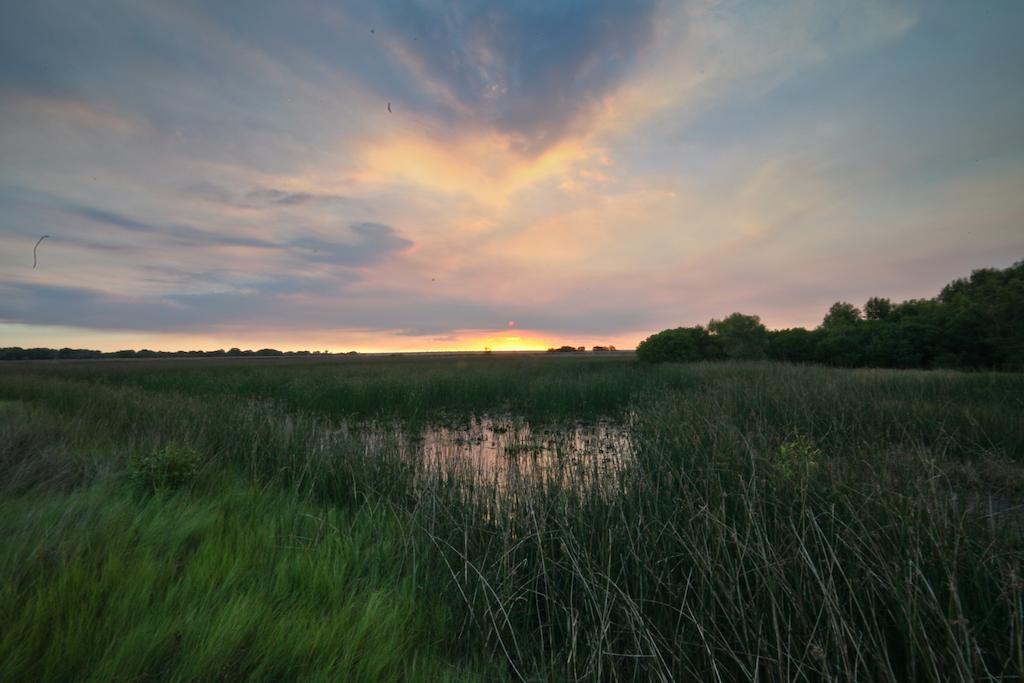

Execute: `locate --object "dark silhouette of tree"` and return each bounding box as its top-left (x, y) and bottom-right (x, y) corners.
top-left (822, 302), bottom-right (862, 329)
top-left (767, 328), bottom-right (821, 362)
top-left (938, 262), bottom-right (1024, 367)
top-left (864, 297), bottom-right (893, 321)
top-left (708, 313), bottom-right (768, 359)
top-left (636, 326), bottom-right (721, 363)
top-left (637, 260), bottom-right (1023, 370)
top-left (0, 346), bottom-right (298, 360)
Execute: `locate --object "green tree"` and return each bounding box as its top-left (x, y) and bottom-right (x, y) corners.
top-left (939, 261), bottom-right (1024, 368)
top-left (821, 302), bottom-right (862, 329)
top-left (864, 297), bottom-right (893, 321)
top-left (767, 328), bottom-right (821, 363)
top-left (707, 313), bottom-right (768, 360)
top-left (636, 326), bottom-right (721, 363)
top-left (815, 325), bottom-right (869, 366)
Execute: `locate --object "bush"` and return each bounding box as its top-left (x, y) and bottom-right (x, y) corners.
top-left (772, 432), bottom-right (820, 484)
top-left (129, 443), bottom-right (202, 493)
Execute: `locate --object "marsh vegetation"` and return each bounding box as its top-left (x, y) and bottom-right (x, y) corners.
top-left (2, 355), bottom-right (1022, 680)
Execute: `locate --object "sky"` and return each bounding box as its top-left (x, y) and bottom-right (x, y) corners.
top-left (1, 0), bottom-right (1022, 352)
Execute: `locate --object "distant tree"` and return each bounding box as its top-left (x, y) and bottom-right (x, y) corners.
top-left (636, 326), bottom-right (720, 363)
top-left (821, 302), bottom-right (862, 329)
top-left (56, 347), bottom-right (102, 359)
top-left (861, 320), bottom-right (929, 368)
top-left (19, 347), bottom-right (56, 360)
top-left (939, 261), bottom-right (1024, 368)
top-left (767, 328), bottom-right (820, 363)
top-left (633, 261), bottom-right (1021, 369)
top-left (707, 313), bottom-right (768, 359)
top-left (864, 297), bottom-right (893, 321)
top-left (889, 298), bottom-right (940, 322)
top-left (815, 324), bottom-right (872, 366)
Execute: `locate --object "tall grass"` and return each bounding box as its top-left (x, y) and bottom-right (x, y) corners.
top-left (0, 481), bottom-right (486, 681)
top-left (420, 364), bottom-right (1024, 680)
top-left (1, 358), bottom-right (1022, 680)
top-left (1, 354), bottom-right (688, 422)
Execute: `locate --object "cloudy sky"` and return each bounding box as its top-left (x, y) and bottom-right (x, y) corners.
top-left (1, 0), bottom-right (1022, 352)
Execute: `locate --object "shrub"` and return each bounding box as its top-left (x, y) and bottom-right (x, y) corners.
top-left (129, 443), bottom-right (202, 493)
top-left (773, 432), bottom-right (820, 483)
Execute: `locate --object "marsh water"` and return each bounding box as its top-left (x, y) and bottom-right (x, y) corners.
top-left (339, 415), bottom-right (634, 491)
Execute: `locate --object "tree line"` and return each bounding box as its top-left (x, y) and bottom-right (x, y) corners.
top-left (637, 260), bottom-right (1024, 370)
top-left (0, 347), bottom-right (353, 361)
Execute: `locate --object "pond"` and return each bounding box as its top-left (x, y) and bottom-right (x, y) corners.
top-left (339, 415), bottom-right (634, 492)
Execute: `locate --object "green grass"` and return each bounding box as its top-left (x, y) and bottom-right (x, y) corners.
top-left (2, 354), bottom-right (686, 422)
top-left (1, 356), bottom-right (1022, 681)
top-left (0, 481), bottom-right (483, 682)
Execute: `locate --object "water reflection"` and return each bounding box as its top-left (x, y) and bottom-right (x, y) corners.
top-left (342, 415), bottom-right (634, 492)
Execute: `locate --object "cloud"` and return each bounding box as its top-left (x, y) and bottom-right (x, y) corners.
top-left (0, 274), bottom-right (658, 337)
top-left (185, 183), bottom-right (346, 208)
top-left (53, 200), bottom-right (410, 266)
top-left (61, 202), bottom-right (278, 250)
top-left (245, 188), bottom-right (318, 206)
top-left (372, 0), bottom-right (658, 152)
top-left (289, 223), bottom-right (413, 265)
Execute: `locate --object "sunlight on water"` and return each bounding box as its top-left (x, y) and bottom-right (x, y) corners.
top-left (419, 416), bottom-right (633, 489)
top-left (342, 416), bottom-right (634, 491)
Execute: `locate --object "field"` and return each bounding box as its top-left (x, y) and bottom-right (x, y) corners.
top-left (2, 354), bottom-right (1023, 681)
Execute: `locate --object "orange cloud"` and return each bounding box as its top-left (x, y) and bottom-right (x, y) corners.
top-left (350, 129), bottom-right (600, 206)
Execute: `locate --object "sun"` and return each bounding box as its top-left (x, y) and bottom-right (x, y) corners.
top-left (449, 331), bottom-right (551, 352)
